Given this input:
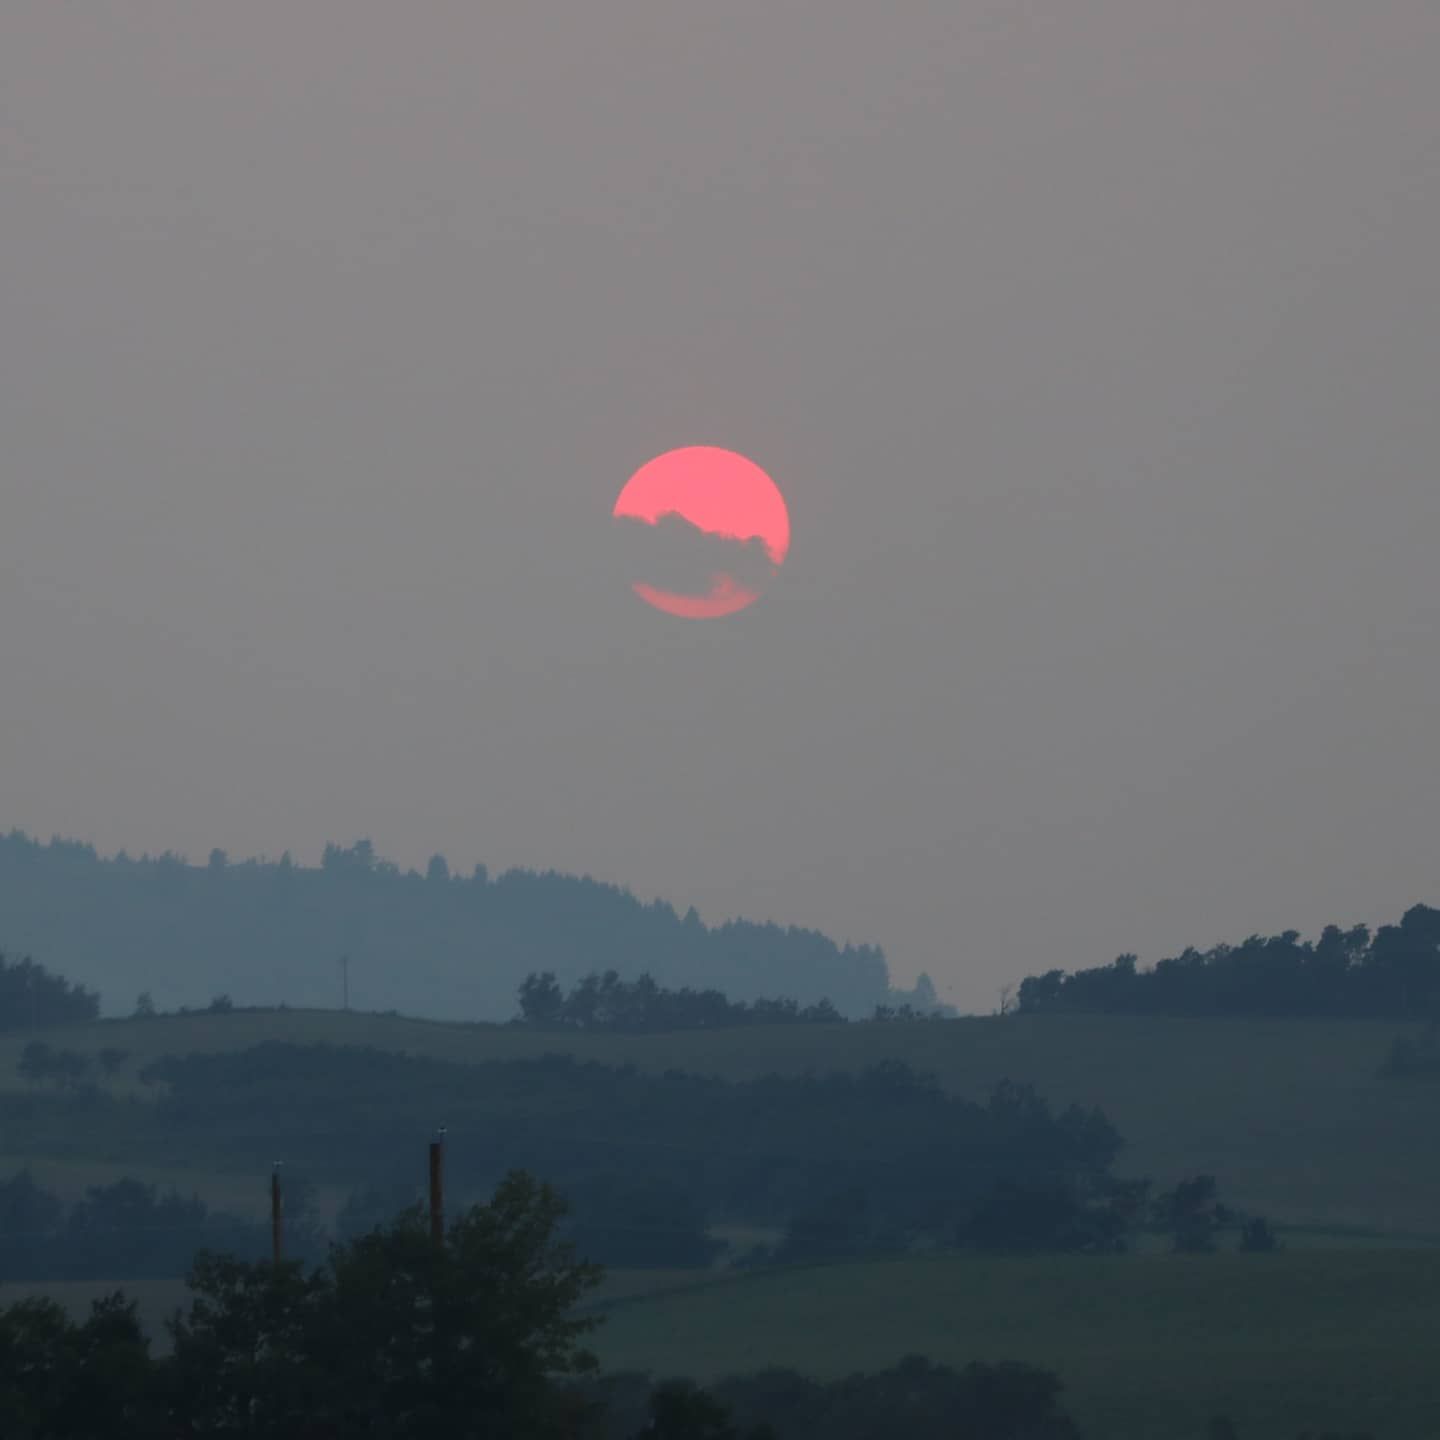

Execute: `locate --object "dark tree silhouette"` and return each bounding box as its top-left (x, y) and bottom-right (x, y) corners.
top-left (1016, 906), bottom-right (1440, 1020)
top-left (0, 951), bottom-right (99, 1032)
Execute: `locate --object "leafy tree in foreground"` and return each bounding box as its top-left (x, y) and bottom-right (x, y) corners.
top-left (167, 1169), bottom-right (604, 1438)
top-left (0, 1292), bottom-right (160, 1439)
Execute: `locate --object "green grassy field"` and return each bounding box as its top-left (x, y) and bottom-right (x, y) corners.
top-left (590, 1249), bottom-right (1440, 1440)
top-left (2, 1008), bottom-right (1435, 1234)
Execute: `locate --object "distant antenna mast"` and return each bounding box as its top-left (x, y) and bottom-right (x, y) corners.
top-left (340, 955), bottom-right (350, 1012)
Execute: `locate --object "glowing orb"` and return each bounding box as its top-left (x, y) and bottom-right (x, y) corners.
top-left (612, 446), bottom-right (790, 618)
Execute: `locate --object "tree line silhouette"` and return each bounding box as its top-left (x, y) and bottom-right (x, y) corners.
top-left (0, 829), bottom-right (907, 1021)
top-left (1017, 905), bottom-right (1440, 1020)
top-left (514, 970), bottom-right (846, 1030)
top-left (0, 951), bottom-right (98, 1033)
top-left (0, 1169), bottom-right (327, 1284)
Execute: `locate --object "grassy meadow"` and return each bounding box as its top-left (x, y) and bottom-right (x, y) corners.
top-left (591, 1249), bottom-right (1440, 1439)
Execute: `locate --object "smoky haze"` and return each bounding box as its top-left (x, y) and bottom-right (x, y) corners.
top-left (2, 2), bottom-right (1438, 1012)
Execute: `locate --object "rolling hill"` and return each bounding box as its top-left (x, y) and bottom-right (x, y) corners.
top-left (2, 1007), bottom-right (1436, 1236)
top-left (0, 830), bottom-right (895, 1020)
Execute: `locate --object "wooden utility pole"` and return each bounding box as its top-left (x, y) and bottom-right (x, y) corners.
top-left (271, 1163), bottom-right (284, 1265)
top-left (340, 955), bottom-right (350, 1012)
top-left (428, 1128), bottom-right (446, 1245)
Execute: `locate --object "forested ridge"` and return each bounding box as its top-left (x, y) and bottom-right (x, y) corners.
top-left (0, 830), bottom-right (902, 1021)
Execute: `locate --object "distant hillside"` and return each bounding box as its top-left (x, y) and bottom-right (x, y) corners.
top-left (2, 1007), bottom-right (1435, 1237)
top-left (0, 831), bottom-right (895, 1020)
top-left (1018, 905), bottom-right (1440, 1020)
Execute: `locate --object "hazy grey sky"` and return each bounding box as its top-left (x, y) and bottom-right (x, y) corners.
top-left (3, 2), bottom-right (1437, 1010)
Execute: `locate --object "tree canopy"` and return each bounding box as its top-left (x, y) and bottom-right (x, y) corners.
top-left (1017, 906), bottom-right (1440, 1020)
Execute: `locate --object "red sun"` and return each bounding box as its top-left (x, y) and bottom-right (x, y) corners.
top-left (613, 446), bottom-right (791, 618)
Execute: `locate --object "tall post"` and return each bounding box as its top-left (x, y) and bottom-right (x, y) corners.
top-left (340, 955), bottom-right (350, 1012)
top-left (271, 1163), bottom-right (284, 1265)
top-left (428, 1128), bottom-right (446, 1245)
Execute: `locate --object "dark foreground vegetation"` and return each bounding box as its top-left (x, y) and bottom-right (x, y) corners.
top-left (0, 1171), bottom-right (1086, 1440)
top-left (0, 1172), bottom-right (1371, 1440)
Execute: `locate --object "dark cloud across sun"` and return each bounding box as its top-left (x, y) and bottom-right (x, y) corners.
top-left (612, 510), bottom-right (779, 600)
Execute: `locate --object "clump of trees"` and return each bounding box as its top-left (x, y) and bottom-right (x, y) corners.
top-left (0, 1168), bottom-right (323, 1283)
top-left (515, 970), bottom-right (845, 1031)
top-left (0, 951), bottom-right (99, 1032)
top-left (0, 1172), bottom-right (605, 1437)
top-left (872, 973), bottom-right (954, 1020)
top-left (1017, 904), bottom-right (1440, 1020)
